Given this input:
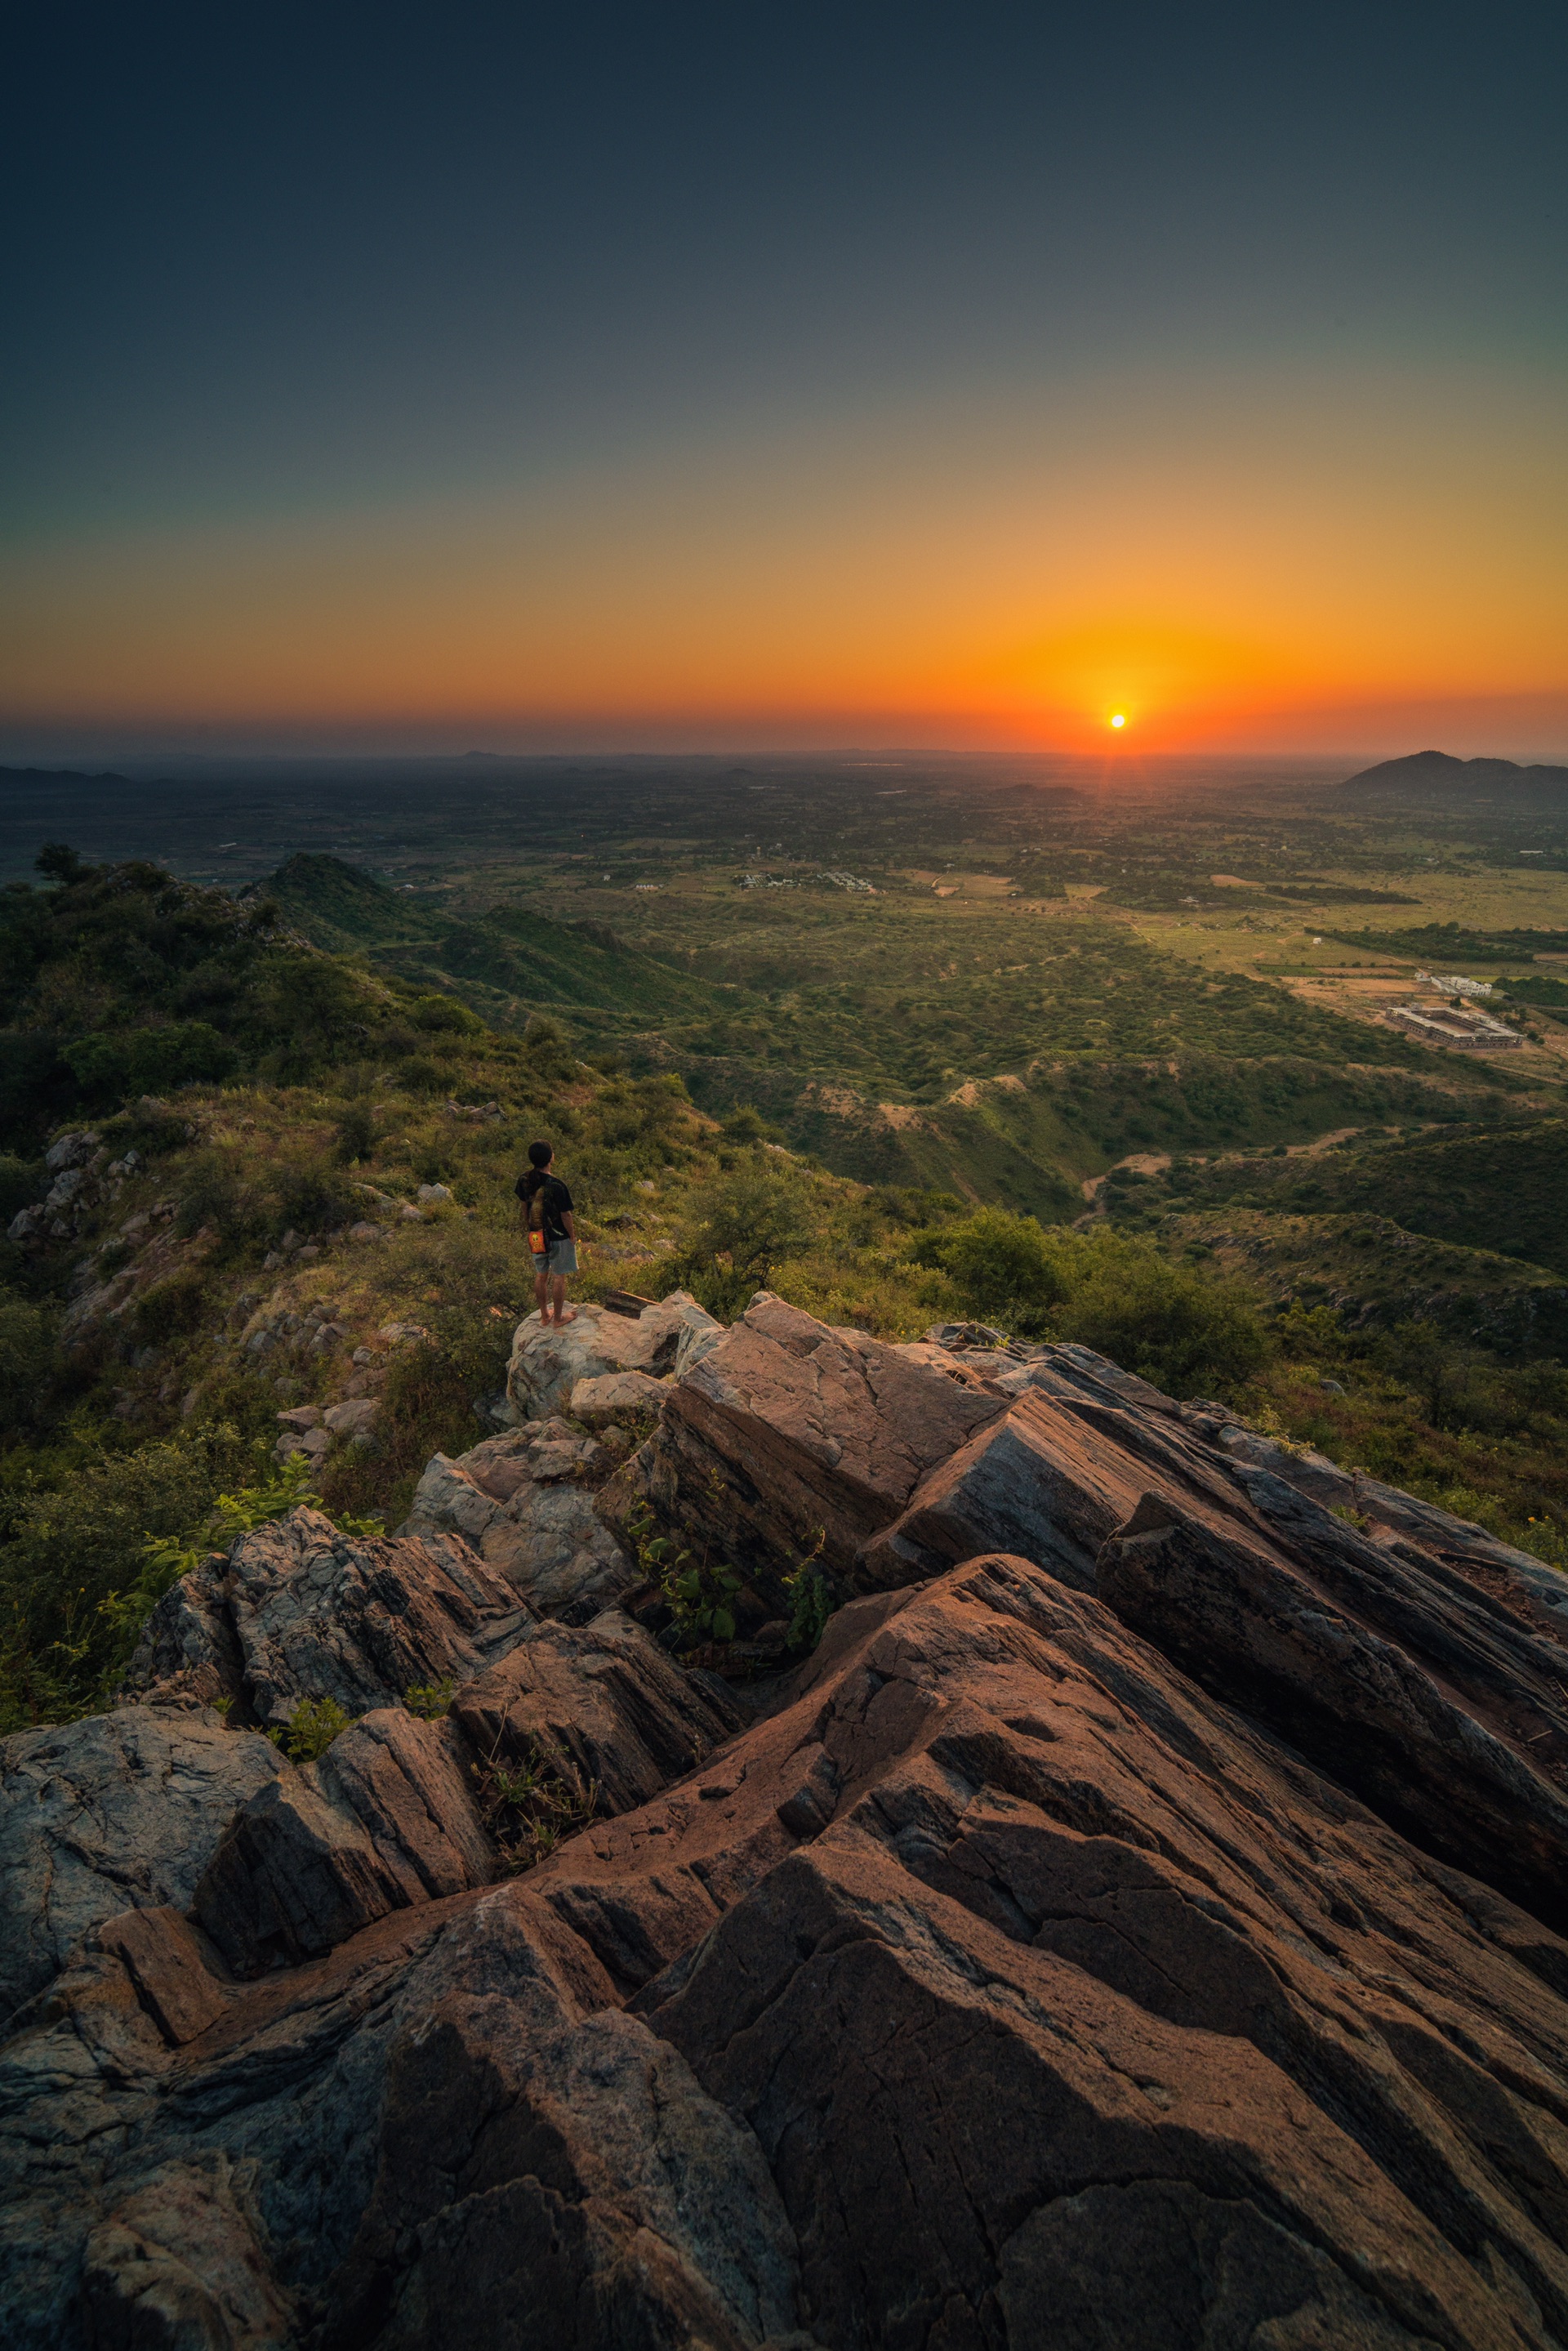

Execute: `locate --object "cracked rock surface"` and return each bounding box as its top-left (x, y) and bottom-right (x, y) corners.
top-left (7, 1297), bottom-right (1568, 2348)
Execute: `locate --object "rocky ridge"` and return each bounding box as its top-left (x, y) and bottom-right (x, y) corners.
top-left (4, 1291), bottom-right (1568, 2346)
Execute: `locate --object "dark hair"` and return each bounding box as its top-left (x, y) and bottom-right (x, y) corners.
top-left (527, 1140), bottom-right (553, 1169)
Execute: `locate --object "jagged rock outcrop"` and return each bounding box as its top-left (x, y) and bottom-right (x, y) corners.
top-left (597, 1291), bottom-right (1009, 1608)
top-left (9, 1293), bottom-right (1568, 2349)
top-left (449, 1608), bottom-right (742, 1815)
top-left (126, 1507), bottom-right (535, 1721)
top-left (192, 1709), bottom-right (497, 1977)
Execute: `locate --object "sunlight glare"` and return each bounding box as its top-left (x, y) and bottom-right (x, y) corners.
top-left (1110, 712), bottom-right (1127, 729)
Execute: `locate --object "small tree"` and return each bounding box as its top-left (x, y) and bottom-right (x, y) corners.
top-left (35, 843), bottom-right (86, 887)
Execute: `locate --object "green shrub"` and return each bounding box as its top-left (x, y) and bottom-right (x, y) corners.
top-left (412, 993), bottom-right (483, 1035)
top-left (0, 1297), bottom-right (57, 1430)
top-left (335, 1102), bottom-right (378, 1163)
top-left (681, 1161), bottom-right (814, 1282)
top-left (908, 1207), bottom-right (1069, 1329)
top-left (129, 1266), bottom-right (214, 1343)
top-left (0, 1422), bottom-right (258, 1725)
top-left (1058, 1238), bottom-right (1272, 1398)
top-left (63, 1020), bottom-right (238, 1102)
top-left (271, 1696), bottom-right (354, 1760)
top-left (0, 1154), bottom-right (42, 1225)
top-left (403, 1675), bottom-right (455, 1719)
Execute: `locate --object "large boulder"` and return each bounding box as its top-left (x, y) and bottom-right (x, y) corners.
top-left (596, 1291), bottom-right (1009, 1609)
top-left (506, 1291), bottom-right (720, 1421)
top-left (0, 1706), bottom-right (284, 2024)
top-left (126, 1509), bottom-right (535, 1724)
top-left (401, 1434), bottom-right (633, 1621)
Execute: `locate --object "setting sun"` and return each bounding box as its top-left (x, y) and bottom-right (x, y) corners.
top-left (1110, 712), bottom-right (1127, 729)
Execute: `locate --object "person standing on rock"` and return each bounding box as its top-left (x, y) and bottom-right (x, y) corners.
top-left (517, 1140), bottom-right (578, 1327)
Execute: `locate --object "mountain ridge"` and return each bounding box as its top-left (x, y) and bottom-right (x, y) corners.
top-left (1343, 747), bottom-right (1568, 798)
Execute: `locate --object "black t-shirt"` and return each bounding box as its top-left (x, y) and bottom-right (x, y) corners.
top-left (516, 1170), bottom-right (573, 1240)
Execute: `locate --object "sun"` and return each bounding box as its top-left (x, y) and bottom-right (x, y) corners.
top-left (1109, 712), bottom-right (1127, 729)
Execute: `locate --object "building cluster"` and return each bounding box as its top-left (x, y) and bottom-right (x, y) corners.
top-left (1416, 970), bottom-right (1494, 999)
top-left (735, 869), bottom-right (875, 893)
top-left (1387, 1000), bottom-right (1519, 1050)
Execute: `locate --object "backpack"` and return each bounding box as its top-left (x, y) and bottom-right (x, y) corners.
top-left (520, 1171), bottom-right (550, 1256)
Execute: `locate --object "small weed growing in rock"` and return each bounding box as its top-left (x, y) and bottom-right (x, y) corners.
top-left (626, 1497), bottom-right (743, 1644)
top-left (471, 1732), bottom-right (598, 1868)
top-left (270, 1695), bottom-right (354, 1760)
top-left (664, 1556), bottom-right (744, 1644)
top-left (785, 1564), bottom-right (833, 1653)
top-left (403, 1675), bottom-right (456, 1719)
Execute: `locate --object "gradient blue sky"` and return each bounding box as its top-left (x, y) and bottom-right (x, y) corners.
top-left (4, 2), bottom-right (1565, 756)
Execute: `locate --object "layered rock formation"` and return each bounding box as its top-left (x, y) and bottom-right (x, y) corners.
top-left (6, 1288), bottom-right (1568, 2348)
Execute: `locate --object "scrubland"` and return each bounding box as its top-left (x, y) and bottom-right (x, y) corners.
top-left (4, 762), bottom-right (1567, 1729)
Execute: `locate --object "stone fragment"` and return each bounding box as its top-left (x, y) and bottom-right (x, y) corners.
top-left (95, 1906), bottom-right (231, 2045)
top-left (322, 1397), bottom-right (377, 1439)
top-left (193, 1770), bottom-right (414, 1975)
top-left (316, 1707), bottom-right (495, 1899)
top-left (568, 1367), bottom-right (670, 1425)
top-left (80, 2161), bottom-right (295, 2351)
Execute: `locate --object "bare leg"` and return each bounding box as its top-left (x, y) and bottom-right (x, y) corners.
top-left (533, 1264), bottom-right (549, 1318)
top-left (550, 1272), bottom-right (576, 1325)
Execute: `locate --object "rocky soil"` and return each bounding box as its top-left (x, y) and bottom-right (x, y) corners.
top-left (6, 1291), bottom-right (1568, 2348)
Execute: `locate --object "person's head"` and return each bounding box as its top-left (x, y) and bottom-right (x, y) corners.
top-left (527, 1140), bottom-right (554, 1171)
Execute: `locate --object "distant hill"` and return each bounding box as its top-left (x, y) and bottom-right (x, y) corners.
top-left (256, 852), bottom-right (426, 950)
top-left (1341, 749), bottom-right (1568, 800)
top-left (0, 765), bottom-right (133, 788)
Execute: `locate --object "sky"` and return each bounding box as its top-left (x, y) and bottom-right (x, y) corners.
top-left (2, 1), bottom-right (1566, 761)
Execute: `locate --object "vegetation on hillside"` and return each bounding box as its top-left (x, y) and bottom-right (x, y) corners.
top-left (3, 836), bottom-right (1568, 1737)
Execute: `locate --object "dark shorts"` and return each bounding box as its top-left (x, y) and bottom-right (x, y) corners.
top-left (538, 1237), bottom-right (577, 1276)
